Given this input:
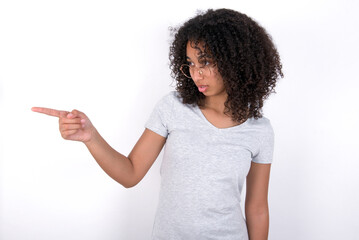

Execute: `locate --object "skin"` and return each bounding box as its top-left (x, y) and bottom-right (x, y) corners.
top-left (31, 40), bottom-right (272, 240)
top-left (246, 161), bottom-right (271, 240)
top-left (31, 107), bottom-right (166, 188)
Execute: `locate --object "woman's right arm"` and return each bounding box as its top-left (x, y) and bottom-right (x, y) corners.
top-left (31, 107), bottom-right (166, 188)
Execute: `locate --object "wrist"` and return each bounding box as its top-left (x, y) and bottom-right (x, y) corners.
top-left (83, 127), bottom-right (99, 146)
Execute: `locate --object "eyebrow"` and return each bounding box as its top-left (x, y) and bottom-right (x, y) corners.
top-left (186, 55), bottom-right (212, 61)
top-left (185, 56), bottom-right (193, 63)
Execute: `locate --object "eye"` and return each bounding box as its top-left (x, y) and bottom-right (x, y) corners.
top-left (187, 61), bottom-right (195, 67)
top-left (200, 60), bottom-right (212, 67)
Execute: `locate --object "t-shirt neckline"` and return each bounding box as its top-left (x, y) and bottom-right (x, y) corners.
top-left (195, 105), bottom-right (250, 131)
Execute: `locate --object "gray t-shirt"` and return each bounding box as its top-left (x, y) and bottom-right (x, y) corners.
top-left (145, 91), bottom-right (274, 240)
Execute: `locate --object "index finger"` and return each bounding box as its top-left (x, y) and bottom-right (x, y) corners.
top-left (31, 107), bottom-right (67, 118)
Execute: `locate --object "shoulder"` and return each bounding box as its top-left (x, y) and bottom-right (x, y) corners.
top-left (249, 117), bottom-right (275, 163)
top-left (246, 116), bottom-right (274, 139)
top-left (156, 91), bottom-right (184, 107)
top-left (247, 116), bottom-right (273, 130)
top-left (166, 91), bottom-right (182, 102)
top-left (149, 91), bottom-right (185, 117)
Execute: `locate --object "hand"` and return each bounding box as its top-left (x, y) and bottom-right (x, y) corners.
top-left (31, 107), bottom-right (95, 143)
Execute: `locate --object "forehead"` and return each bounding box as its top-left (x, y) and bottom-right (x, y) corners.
top-left (186, 41), bottom-right (206, 58)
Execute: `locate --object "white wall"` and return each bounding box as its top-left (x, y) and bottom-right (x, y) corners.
top-left (1, 0), bottom-right (358, 239)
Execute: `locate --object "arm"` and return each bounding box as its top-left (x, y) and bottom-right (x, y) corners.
top-left (245, 162), bottom-right (272, 240)
top-left (85, 127), bottom-right (165, 188)
top-left (31, 107), bottom-right (166, 188)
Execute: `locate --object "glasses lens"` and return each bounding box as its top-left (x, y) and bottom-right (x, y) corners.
top-left (180, 64), bottom-right (192, 78)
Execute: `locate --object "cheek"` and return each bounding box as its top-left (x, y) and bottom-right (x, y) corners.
top-left (212, 69), bottom-right (223, 82)
top-left (214, 73), bottom-right (225, 86)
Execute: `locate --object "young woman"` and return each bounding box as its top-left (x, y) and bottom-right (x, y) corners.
top-left (32, 8), bottom-right (283, 240)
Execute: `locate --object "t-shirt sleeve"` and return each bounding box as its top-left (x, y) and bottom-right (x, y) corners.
top-left (144, 92), bottom-right (175, 138)
top-left (252, 120), bottom-right (275, 164)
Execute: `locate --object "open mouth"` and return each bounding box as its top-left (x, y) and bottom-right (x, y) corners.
top-left (198, 85), bottom-right (208, 92)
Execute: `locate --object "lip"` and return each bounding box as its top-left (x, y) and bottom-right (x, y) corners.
top-left (197, 85), bottom-right (208, 93)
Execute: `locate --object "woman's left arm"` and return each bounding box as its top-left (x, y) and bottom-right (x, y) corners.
top-left (245, 161), bottom-right (272, 240)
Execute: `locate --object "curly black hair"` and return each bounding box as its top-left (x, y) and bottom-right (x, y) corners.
top-left (169, 8), bottom-right (283, 122)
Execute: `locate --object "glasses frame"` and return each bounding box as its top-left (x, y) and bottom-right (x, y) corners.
top-left (180, 63), bottom-right (215, 79)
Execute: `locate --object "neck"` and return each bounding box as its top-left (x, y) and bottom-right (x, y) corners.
top-left (203, 93), bottom-right (228, 113)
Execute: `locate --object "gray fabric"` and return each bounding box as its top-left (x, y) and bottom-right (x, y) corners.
top-left (145, 91), bottom-right (274, 240)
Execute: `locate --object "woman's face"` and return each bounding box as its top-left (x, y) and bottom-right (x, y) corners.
top-left (186, 41), bottom-right (227, 99)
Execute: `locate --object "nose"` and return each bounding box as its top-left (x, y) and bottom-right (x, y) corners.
top-left (191, 67), bottom-right (204, 82)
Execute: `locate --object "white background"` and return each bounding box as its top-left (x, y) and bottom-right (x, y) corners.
top-left (1, 0), bottom-right (358, 239)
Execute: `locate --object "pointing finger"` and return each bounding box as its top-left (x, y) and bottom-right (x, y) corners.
top-left (31, 107), bottom-right (67, 118)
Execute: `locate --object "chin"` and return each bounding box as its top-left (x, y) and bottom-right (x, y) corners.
top-left (200, 91), bottom-right (210, 96)
top-left (202, 90), bottom-right (219, 96)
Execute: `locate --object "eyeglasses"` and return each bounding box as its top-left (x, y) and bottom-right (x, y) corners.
top-left (180, 62), bottom-right (215, 79)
